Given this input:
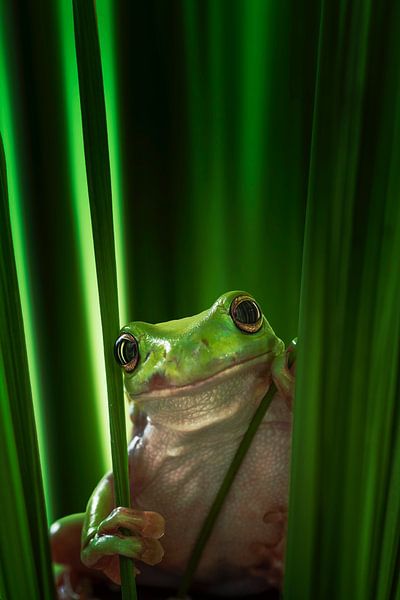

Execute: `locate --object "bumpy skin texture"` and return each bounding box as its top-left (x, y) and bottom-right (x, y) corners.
top-left (51, 291), bottom-right (293, 597)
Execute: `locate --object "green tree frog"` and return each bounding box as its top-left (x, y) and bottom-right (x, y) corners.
top-left (51, 291), bottom-right (294, 597)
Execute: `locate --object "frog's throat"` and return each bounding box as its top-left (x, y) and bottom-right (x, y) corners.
top-left (127, 350), bottom-right (275, 402)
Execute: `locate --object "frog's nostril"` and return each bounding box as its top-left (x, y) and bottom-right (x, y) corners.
top-left (149, 373), bottom-right (168, 390)
top-left (144, 352), bottom-right (151, 363)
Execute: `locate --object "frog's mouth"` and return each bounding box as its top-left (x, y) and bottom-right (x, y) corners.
top-left (129, 350), bottom-right (274, 401)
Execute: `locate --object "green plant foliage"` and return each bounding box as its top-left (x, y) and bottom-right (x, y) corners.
top-left (0, 137), bottom-right (55, 599)
top-left (0, 0), bottom-right (107, 522)
top-left (112, 0), bottom-right (315, 335)
top-left (0, 1), bottom-right (399, 599)
top-left (0, 348), bottom-right (40, 599)
top-left (72, 1), bottom-right (136, 597)
top-left (284, 2), bottom-right (400, 598)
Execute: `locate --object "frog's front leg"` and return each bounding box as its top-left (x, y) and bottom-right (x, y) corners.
top-left (271, 343), bottom-right (296, 409)
top-left (81, 472), bottom-right (165, 584)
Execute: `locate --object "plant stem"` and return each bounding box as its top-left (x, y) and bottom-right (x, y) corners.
top-left (72, 2), bottom-right (136, 597)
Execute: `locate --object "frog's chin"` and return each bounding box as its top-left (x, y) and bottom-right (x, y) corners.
top-left (128, 350), bottom-right (273, 402)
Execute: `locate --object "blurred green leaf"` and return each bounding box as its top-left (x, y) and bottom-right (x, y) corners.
top-left (0, 347), bottom-right (40, 600)
top-left (0, 137), bottom-right (55, 599)
top-left (0, 0), bottom-right (107, 521)
top-left (285, 2), bottom-right (400, 598)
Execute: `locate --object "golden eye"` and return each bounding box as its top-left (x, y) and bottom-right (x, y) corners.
top-left (230, 295), bottom-right (263, 333)
top-left (114, 332), bottom-right (139, 372)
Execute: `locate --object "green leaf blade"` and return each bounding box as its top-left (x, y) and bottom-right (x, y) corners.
top-left (72, 1), bottom-right (136, 598)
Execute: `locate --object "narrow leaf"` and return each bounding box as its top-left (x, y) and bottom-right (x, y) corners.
top-left (72, 2), bottom-right (136, 598)
top-left (0, 136), bottom-right (55, 599)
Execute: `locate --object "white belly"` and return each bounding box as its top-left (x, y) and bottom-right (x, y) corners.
top-left (132, 392), bottom-right (291, 595)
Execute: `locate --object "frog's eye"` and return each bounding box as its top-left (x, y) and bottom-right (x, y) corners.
top-left (114, 333), bottom-right (139, 372)
top-left (230, 295), bottom-right (263, 333)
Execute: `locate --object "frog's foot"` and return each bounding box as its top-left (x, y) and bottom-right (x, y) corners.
top-left (248, 507), bottom-right (287, 589)
top-left (56, 567), bottom-right (93, 600)
top-left (81, 507), bottom-right (165, 585)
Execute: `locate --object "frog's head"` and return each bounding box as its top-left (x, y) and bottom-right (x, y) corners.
top-left (114, 291), bottom-right (285, 429)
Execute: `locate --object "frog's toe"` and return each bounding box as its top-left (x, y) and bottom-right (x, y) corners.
top-left (98, 554), bottom-right (141, 586)
top-left (248, 541), bottom-right (284, 589)
top-left (81, 533), bottom-right (141, 568)
top-left (86, 536), bottom-right (162, 585)
top-left (247, 507), bottom-right (287, 589)
top-left (135, 510), bottom-right (165, 540)
top-left (140, 510), bottom-right (165, 538)
top-left (97, 507), bottom-right (165, 539)
top-left (138, 536), bottom-right (164, 565)
top-left (81, 531), bottom-right (164, 585)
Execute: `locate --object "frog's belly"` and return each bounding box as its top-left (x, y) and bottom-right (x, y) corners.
top-left (134, 420), bottom-right (291, 595)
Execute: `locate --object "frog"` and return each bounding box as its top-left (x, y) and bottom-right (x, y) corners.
top-left (51, 291), bottom-right (295, 598)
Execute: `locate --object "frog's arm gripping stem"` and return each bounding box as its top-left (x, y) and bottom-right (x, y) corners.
top-left (81, 473), bottom-right (164, 584)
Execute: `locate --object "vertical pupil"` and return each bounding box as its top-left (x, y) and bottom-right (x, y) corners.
top-left (235, 300), bottom-right (259, 324)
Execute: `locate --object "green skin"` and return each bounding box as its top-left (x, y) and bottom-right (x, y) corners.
top-left (51, 291), bottom-right (294, 593)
